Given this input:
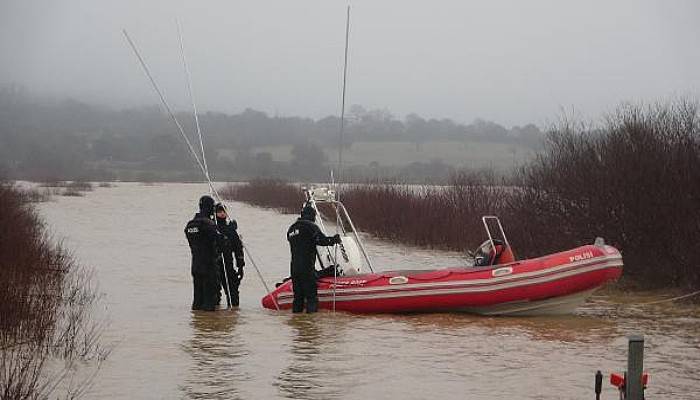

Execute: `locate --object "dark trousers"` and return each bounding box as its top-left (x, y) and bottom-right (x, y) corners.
top-left (292, 275), bottom-right (318, 313)
top-left (192, 271), bottom-right (218, 311)
top-left (219, 264), bottom-right (241, 307)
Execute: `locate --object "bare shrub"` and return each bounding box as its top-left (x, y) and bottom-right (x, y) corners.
top-left (38, 180), bottom-right (67, 188)
top-left (0, 184), bottom-right (109, 400)
top-left (220, 179), bottom-right (304, 214)
top-left (514, 99), bottom-right (700, 288)
top-left (61, 188), bottom-right (84, 197)
top-left (6, 185), bottom-right (52, 203)
top-left (65, 182), bottom-right (93, 192)
top-left (59, 181), bottom-right (93, 197)
top-left (334, 172), bottom-right (510, 251)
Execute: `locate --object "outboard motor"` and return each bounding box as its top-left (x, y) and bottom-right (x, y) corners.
top-left (473, 239), bottom-right (515, 266)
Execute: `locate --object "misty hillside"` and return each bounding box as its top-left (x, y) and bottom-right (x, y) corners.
top-left (0, 87), bottom-right (542, 182)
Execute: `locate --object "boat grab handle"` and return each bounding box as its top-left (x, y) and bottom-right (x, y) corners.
top-left (389, 276), bottom-right (409, 285)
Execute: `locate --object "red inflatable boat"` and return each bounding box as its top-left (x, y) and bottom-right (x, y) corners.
top-left (262, 189), bottom-right (623, 315)
top-left (263, 242), bottom-right (622, 315)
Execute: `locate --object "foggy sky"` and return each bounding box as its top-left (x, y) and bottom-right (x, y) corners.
top-left (1, 0), bottom-right (699, 127)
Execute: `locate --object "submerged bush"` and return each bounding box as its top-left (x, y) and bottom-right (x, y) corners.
top-left (12, 185), bottom-right (52, 203)
top-left (66, 181), bottom-right (93, 192)
top-left (0, 182), bottom-right (108, 399)
top-left (337, 174), bottom-right (508, 250)
top-left (220, 179), bottom-right (304, 214)
top-left (512, 99), bottom-right (700, 288)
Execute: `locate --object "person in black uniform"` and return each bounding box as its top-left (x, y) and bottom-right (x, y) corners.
top-left (214, 203), bottom-right (245, 307)
top-left (286, 204), bottom-right (341, 313)
top-left (184, 195), bottom-right (224, 311)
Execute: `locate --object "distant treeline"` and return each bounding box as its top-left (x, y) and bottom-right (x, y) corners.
top-left (222, 99), bottom-right (700, 290)
top-left (0, 86), bottom-right (542, 182)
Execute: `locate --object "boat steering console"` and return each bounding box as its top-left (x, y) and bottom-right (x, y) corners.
top-left (472, 216), bottom-right (516, 267)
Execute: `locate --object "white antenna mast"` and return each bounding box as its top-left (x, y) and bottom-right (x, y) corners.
top-left (123, 29), bottom-right (209, 187)
top-left (333, 6), bottom-right (351, 312)
top-left (337, 5), bottom-right (350, 199)
top-left (176, 19), bottom-right (210, 182)
top-left (177, 19), bottom-right (235, 308)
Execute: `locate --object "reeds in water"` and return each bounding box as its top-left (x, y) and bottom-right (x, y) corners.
top-left (61, 181), bottom-right (94, 197)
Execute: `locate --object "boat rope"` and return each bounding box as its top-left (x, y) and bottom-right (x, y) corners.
top-left (124, 28), bottom-right (277, 308)
top-left (636, 289), bottom-right (700, 306)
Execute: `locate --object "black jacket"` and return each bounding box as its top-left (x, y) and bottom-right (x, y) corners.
top-left (185, 212), bottom-right (224, 275)
top-left (216, 217), bottom-right (244, 269)
top-left (287, 218), bottom-right (337, 278)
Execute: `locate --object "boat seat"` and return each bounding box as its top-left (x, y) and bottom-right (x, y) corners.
top-left (494, 245), bottom-right (515, 265)
top-left (474, 239), bottom-right (516, 266)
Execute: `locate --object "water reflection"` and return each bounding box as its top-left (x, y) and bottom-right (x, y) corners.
top-left (181, 310), bottom-right (249, 400)
top-left (275, 315), bottom-right (347, 400)
top-left (355, 311), bottom-right (621, 344)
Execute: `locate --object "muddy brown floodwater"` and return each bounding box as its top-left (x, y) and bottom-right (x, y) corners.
top-left (36, 183), bottom-right (699, 400)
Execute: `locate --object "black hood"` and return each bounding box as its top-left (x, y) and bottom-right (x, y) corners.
top-left (199, 195), bottom-right (215, 216)
top-left (300, 205), bottom-right (316, 221)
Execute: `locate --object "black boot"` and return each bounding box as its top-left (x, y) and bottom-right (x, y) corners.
top-left (292, 298), bottom-right (304, 313)
top-left (230, 291), bottom-right (240, 307)
top-left (306, 299), bottom-right (318, 313)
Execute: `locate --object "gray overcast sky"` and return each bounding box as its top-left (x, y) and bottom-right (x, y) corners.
top-left (1, 0), bottom-right (699, 126)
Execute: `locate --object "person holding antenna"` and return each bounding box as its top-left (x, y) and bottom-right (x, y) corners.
top-left (214, 203), bottom-right (245, 307)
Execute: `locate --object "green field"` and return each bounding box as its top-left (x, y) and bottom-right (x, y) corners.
top-left (248, 140), bottom-right (534, 170)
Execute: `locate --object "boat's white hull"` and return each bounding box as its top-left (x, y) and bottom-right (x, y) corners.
top-left (460, 289), bottom-right (596, 316)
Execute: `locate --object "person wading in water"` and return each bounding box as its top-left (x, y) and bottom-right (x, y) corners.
top-left (185, 195), bottom-right (224, 311)
top-left (214, 203), bottom-right (245, 307)
top-left (286, 204), bottom-right (341, 313)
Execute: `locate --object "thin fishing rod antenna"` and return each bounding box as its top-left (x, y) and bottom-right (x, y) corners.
top-left (337, 5), bottom-right (350, 201)
top-left (330, 170), bottom-right (340, 235)
top-left (331, 170), bottom-right (339, 313)
top-left (176, 19), bottom-right (211, 182)
top-left (122, 29), bottom-right (218, 197)
top-left (175, 20), bottom-right (231, 308)
top-left (124, 29), bottom-right (277, 305)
